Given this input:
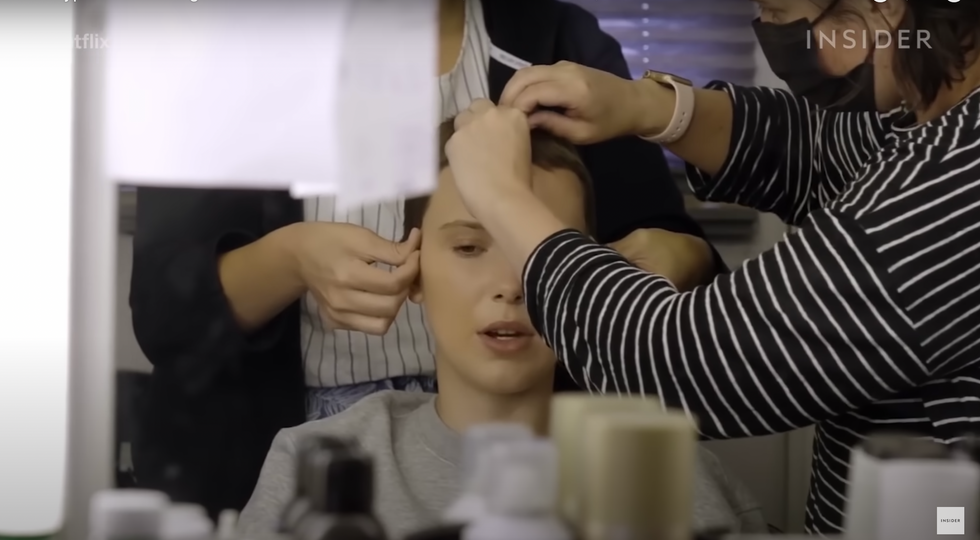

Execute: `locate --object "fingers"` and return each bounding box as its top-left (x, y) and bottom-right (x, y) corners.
top-left (389, 249), bottom-right (421, 286)
top-left (340, 250), bottom-right (419, 296)
top-left (323, 308), bottom-right (399, 336)
top-left (454, 98), bottom-right (497, 130)
top-left (509, 79), bottom-right (582, 117)
top-left (454, 110), bottom-right (473, 131)
top-left (327, 288), bottom-right (407, 319)
top-left (360, 227), bottom-right (420, 266)
top-left (400, 227), bottom-right (422, 254)
top-left (468, 98), bottom-right (494, 113)
top-left (526, 110), bottom-right (586, 141)
top-left (607, 229), bottom-right (650, 256)
top-left (500, 63), bottom-right (575, 109)
top-left (317, 251), bottom-right (421, 336)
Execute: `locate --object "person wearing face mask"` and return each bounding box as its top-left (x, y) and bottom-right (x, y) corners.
top-left (431, 0), bottom-right (980, 535)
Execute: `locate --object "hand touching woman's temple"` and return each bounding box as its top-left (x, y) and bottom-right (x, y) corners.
top-left (447, 99), bottom-right (595, 269)
top-left (447, 99), bottom-right (712, 291)
top-left (500, 61), bottom-right (732, 176)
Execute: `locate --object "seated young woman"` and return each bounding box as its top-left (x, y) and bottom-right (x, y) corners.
top-left (237, 121), bottom-right (766, 539)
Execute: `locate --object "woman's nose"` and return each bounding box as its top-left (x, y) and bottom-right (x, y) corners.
top-left (492, 284), bottom-right (524, 304)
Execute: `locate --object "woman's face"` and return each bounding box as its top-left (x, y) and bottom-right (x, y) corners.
top-left (755, 0), bottom-right (907, 110)
top-left (410, 165), bottom-right (588, 396)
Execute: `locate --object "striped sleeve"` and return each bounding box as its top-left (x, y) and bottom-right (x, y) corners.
top-left (685, 82), bottom-right (896, 226)
top-left (522, 217), bottom-right (928, 439)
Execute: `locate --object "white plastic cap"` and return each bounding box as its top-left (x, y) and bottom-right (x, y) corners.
top-left (215, 509), bottom-right (239, 539)
top-left (460, 423), bottom-right (534, 492)
top-left (160, 503), bottom-right (213, 539)
top-left (442, 491), bottom-right (486, 524)
top-left (88, 489), bottom-right (169, 540)
top-left (485, 439), bottom-right (559, 516)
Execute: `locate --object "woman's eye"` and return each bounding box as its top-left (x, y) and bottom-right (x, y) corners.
top-left (453, 244), bottom-right (485, 256)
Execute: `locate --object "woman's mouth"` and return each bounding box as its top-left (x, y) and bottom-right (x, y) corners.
top-left (478, 321), bottom-right (535, 355)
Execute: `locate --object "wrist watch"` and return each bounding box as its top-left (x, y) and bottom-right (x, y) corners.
top-left (637, 70), bottom-right (695, 144)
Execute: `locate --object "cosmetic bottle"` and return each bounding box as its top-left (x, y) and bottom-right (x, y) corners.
top-left (462, 439), bottom-right (571, 540)
top-left (442, 423), bottom-right (534, 524)
top-left (159, 503), bottom-right (213, 540)
top-left (549, 393), bottom-right (662, 531)
top-left (844, 432), bottom-right (980, 540)
top-left (280, 436), bottom-right (355, 534)
top-left (215, 509), bottom-right (239, 540)
top-left (88, 489), bottom-right (169, 540)
top-left (580, 410), bottom-right (696, 540)
top-left (292, 449), bottom-right (386, 540)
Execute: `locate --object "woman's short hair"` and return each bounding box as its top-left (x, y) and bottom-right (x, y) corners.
top-left (826, 0), bottom-right (980, 107)
top-left (401, 119), bottom-right (597, 240)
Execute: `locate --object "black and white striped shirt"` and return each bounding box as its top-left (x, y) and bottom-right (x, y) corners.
top-left (523, 82), bottom-right (980, 534)
top-left (299, 0), bottom-right (491, 388)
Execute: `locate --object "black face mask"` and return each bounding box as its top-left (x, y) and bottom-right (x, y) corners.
top-left (752, 17), bottom-right (877, 112)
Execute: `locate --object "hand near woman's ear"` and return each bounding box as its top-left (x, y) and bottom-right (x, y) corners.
top-left (608, 228), bottom-right (714, 292)
top-left (290, 224), bottom-right (422, 335)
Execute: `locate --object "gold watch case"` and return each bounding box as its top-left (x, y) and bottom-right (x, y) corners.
top-left (641, 70), bottom-right (693, 89)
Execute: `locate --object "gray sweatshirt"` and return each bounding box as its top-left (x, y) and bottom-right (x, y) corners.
top-left (239, 391), bottom-right (768, 539)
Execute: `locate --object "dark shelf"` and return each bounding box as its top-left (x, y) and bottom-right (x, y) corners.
top-left (119, 187), bottom-right (136, 236)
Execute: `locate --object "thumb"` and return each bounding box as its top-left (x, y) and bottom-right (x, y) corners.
top-left (527, 111), bottom-right (590, 144)
top-left (363, 228), bottom-right (421, 266)
top-left (400, 227), bottom-right (422, 254)
top-left (607, 238), bottom-right (633, 257)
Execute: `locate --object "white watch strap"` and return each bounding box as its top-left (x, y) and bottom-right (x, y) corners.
top-left (639, 79), bottom-right (695, 144)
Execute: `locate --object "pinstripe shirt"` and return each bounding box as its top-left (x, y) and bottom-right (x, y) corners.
top-left (300, 0), bottom-right (491, 388)
top-left (523, 82), bottom-right (980, 534)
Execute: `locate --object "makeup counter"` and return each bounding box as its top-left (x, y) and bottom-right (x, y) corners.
top-left (82, 395), bottom-right (980, 540)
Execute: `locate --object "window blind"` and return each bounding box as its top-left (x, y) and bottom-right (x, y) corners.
top-left (568, 0), bottom-right (758, 86)
top-left (567, 0), bottom-right (761, 237)
top-left (568, 0), bottom-right (758, 170)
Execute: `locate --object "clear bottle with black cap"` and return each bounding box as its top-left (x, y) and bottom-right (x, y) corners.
top-left (292, 448), bottom-right (386, 540)
top-left (280, 436), bottom-right (355, 534)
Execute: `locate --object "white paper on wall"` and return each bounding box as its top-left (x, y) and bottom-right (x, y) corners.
top-left (332, 0), bottom-right (439, 209)
top-left (104, 0), bottom-right (351, 190)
